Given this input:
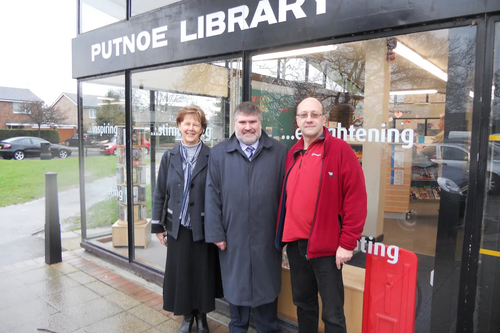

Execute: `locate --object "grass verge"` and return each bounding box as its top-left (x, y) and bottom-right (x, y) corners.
top-left (0, 156), bottom-right (116, 207)
top-left (63, 184), bottom-right (152, 232)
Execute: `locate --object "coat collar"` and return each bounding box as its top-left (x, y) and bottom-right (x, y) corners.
top-left (291, 126), bottom-right (332, 157)
top-left (169, 142), bottom-right (210, 179)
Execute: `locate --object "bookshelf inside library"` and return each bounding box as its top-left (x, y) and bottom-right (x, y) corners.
top-left (112, 127), bottom-right (151, 248)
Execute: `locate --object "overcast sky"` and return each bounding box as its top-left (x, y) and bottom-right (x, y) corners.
top-left (0, 0), bottom-right (77, 104)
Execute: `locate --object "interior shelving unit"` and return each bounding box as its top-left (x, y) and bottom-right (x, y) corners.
top-left (112, 127), bottom-right (151, 248)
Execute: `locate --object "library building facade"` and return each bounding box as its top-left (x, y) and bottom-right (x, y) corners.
top-left (72, 1), bottom-right (500, 332)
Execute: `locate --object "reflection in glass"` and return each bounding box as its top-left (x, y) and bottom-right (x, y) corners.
top-left (476, 22), bottom-right (500, 333)
top-left (80, 0), bottom-right (126, 33)
top-left (80, 76), bottom-right (128, 258)
top-left (131, 0), bottom-right (182, 16)
top-left (252, 26), bottom-right (476, 332)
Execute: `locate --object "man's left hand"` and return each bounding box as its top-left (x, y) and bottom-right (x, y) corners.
top-left (335, 246), bottom-right (353, 269)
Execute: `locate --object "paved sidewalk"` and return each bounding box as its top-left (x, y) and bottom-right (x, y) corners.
top-left (0, 250), bottom-right (230, 333)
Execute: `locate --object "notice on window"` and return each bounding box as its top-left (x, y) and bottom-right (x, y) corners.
top-left (391, 170), bottom-right (404, 185)
top-left (391, 152), bottom-right (404, 168)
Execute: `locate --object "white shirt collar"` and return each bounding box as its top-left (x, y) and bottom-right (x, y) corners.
top-left (239, 140), bottom-right (259, 153)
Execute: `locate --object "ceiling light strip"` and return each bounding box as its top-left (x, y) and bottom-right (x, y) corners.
top-left (393, 42), bottom-right (448, 82)
top-left (252, 45), bottom-right (337, 61)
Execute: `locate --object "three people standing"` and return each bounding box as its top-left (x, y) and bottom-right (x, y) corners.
top-left (152, 98), bottom-right (367, 333)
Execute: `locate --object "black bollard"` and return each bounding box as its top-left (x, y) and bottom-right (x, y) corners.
top-left (40, 142), bottom-right (52, 160)
top-left (45, 172), bottom-right (62, 264)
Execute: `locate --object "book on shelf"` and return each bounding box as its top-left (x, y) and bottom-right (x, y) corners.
top-left (117, 203), bottom-right (147, 222)
top-left (116, 147), bottom-right (145, 166)
top-left (416, 187), bottom-right (430, 199)
top-left (410, 187), bottom-right (419, 199)
top-left (411, 166), bottom-right (438, 180)
top-left (432, 186), bottom-right (441, 199)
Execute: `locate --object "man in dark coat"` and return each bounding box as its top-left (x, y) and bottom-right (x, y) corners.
top-left (205, 101), bottom-right (287, 333)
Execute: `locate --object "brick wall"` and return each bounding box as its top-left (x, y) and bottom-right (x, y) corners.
top-left (0, 101), bottom-right (32, 129)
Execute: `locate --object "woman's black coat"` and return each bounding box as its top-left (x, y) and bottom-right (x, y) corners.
top-left (151, 143), bottom-right (210, 241)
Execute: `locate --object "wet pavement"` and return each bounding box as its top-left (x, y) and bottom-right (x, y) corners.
top-left (0, 248), bottom-right (231, 333)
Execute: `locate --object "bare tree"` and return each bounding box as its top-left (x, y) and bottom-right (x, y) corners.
top-left (22, 102), bottom-right (68, 137)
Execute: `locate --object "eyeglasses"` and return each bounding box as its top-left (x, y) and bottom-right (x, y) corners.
top-left (297, 112), bottom-right (324, 119)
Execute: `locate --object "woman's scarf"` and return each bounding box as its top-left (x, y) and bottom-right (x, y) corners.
top-left (179, 141), bottom-right (202, 228)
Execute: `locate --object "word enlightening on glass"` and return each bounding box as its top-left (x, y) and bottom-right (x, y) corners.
top-left (294, 124), bottom-right (414, 149)
top-left (355, 236), bottom-right (400, 264)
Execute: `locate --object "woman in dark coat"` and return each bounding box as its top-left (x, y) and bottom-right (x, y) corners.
top-left (151, 106), bottom-right (223, 333)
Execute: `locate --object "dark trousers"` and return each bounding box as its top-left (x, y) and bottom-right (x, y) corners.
top-left (229, 298), bottom-right (278, 333)
top-left (287, 240), bottom-right (347, 333)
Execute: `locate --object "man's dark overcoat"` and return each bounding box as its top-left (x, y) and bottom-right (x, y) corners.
top-left (205, 131), bottom-right (287, 307)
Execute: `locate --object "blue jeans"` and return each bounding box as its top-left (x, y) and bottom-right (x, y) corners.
top-left (228, 299), bottom-right (278, 333)
top-left (287, 240), bottom-right (347, 333)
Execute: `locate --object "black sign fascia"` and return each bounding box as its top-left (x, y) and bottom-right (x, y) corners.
top-left (72, 0), bottom-right (335, 78)
top-left (72, 0), bottom-right (500, 79)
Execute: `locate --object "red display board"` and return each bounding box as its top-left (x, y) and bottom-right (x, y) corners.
top-left (362, 244), bottom-right (418, 333)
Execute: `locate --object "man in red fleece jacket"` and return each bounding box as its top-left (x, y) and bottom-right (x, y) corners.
top-left (276, 97), bottom-right (367, 333)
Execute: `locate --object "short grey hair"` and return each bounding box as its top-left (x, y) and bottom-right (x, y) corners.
top-left (233, 101), bottom-right (263, 122)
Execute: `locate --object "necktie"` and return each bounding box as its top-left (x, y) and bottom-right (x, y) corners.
top-left (245, 146), bottom-right (255, 160)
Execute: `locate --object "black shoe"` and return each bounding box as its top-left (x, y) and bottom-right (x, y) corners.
top-left (179, 314), bottom-right (194, 333)
top-left (196, 312), bottom-right (209, 333)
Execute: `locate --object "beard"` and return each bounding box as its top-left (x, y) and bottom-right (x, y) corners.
top-left (236, 128), bottom-right (262, 145)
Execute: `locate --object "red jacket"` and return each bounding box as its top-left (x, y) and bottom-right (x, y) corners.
top-left (276, 127), bottom-right (367, 259)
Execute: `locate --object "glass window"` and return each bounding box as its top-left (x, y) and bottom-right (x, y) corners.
top-left (17, 138), bottom-right (32, 145)
top-left (131, 0), bottom-right (182, 16)
top-left (476, 21), bottom-right (500, 333)
top-left (76, 75), bottom-right (129, 258)
top-left (253, 26), bottom-right (476, 332)
top-left (89, 108), bottom-right (97, 119)
top-left (13, 102), bottom-right (30, 114)
top-left (130, 59), bottom-right (242, 270)
top-left (80, 0), bottom-right (126, 34)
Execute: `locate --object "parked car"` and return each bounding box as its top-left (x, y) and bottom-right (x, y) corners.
top-left (65, 133), bottom-right (97, 147)
top-left (100, 136), bottom-right (150, 155)
top-left (100, 136), bottom-right (117, 155)
top-left (414, 142), bottom-right (500, 194)
top-left (0, 136), bottom-right (72, 160)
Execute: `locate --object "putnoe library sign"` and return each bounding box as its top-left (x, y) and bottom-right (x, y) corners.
top-left (72, 0), bottom-right (498, 79)
top-left (73, 0), bottom-right (329, 78)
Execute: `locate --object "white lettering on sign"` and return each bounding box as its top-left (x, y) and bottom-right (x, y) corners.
top-left (91, 0), bottom-right (327, 61)
top-left (228, 6), bottom-right (250, 32)
top-left (180, 0), bottom-right (324, 42)
top-left (278, 0), bottom-right (307, 22)
top-left (250, 0), bottom-right (278, 28)
top-left (206, 11), bottom-right (226, 37)
top-left (294, 124), bottom-right (414, 148)
top-left (355, 236), bottom-right (400, 264)
top-left (152, 25), bottom-right (169, 48)
top-left (315, 0), bottom-right (326, 15)
top-left (91, 25), bottom-right (169, 62)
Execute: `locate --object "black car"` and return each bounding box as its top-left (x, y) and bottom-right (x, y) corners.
top-left (0, 136), bottom-right (72, 160)
top-left (65, 133), bottom-right (97, 147)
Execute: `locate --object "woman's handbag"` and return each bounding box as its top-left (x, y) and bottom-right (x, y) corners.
top-left (159, 150), bottom-right (171, 229)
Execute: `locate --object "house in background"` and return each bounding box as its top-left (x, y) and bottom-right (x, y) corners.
top-left (51, 92), bottom-right (100, 134)
top-left (0, 86), bottom-right (43, 129)
top-left (0, 86), bottom-right (79, 143)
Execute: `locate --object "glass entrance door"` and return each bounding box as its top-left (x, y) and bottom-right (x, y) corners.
top-left (252, 25), bottom-right (477, 332)
top-left (475, 20), bottom-right (500, 333)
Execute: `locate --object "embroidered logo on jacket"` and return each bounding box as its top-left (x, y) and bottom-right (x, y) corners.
top-left (311, 153), bottom-right (322, 157)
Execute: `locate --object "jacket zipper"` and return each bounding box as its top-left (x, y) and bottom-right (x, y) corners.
top-left (277, 149), bottom-right (301, 248)
top-left (306, 141), bottom-right (327, 260)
